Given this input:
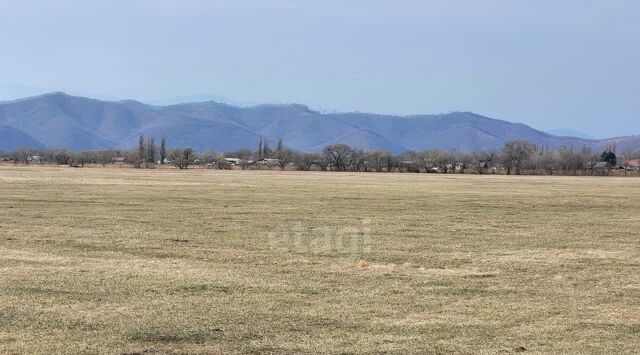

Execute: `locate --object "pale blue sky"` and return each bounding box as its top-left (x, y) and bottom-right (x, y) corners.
top-left (1, 0), bottom-right (639, 137)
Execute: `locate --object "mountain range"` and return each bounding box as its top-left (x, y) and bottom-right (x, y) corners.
top-left (0, 92), bottom-right (638, 153)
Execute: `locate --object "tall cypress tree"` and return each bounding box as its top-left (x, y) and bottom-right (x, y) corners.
top-left (138, 134), bottom-right (145, 168)
top-left (160, 136), bottom-right (166, 164)
top-left (146, 137), bottom-right (156, 165)
top-left (263, 139), bottom-right (270, 159)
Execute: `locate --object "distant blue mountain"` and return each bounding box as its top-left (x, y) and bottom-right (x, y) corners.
top-left (545, 128), bottom-right (597, 140)
top-left (0, 92), bottom-right (637, 152)
top-left (0, 125), bottom-right (44, 151)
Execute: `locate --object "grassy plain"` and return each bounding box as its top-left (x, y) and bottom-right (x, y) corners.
top-left (0, 166), bottom-right (639, 354)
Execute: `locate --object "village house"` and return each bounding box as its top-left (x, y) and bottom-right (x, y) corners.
top-left (626, 159), bottom-right (640, 171)
top-left (224, 158), bottom-right (243, 165)
top-left (28, 155), bottom-right (42, 163)
top-left (257, 158), bottom-right (279, 165)
top-left (111, 156), bottom-right (126, 164)
top-left (587, 161), bottom-right (611, 175)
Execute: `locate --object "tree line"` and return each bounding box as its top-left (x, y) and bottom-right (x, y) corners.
top-left (2, 136), bottom-right (639, 176)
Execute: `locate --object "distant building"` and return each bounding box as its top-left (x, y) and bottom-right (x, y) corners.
top-left (224, 158), bottom-right (243, 165)
top-left (111, 156), bottom-right (126, 164)
top-left (28, 155), bottom-right (41, 163)
top-left (257, 158), bottom-right (279, 165)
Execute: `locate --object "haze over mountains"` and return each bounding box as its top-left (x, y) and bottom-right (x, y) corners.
top-left (0, 92), bottom-right (638, 153)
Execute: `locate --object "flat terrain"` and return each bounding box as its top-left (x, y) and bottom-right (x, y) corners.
top-left (1, 166), bottom-right (639, 354)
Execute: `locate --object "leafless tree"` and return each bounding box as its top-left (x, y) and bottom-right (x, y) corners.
top-left (350, 149), bottom-right (367, 171)
top-left (458, 152), bottom-right (473, 174)
top-left (473, 151), bottom-right (496, 174)
top-left (294, 152), bottom-right (323, 171)
top-left (276, 148), bottom-right (294, 170)
top-left (417, 150), bottom-right (433, 172)
top-left (398, 151), bottom-right (420, 173)
top-left (11, 148), bottom-right (32, 165)
top-left (554, 146), bottom-right (588, 175)
top-left (501, 141), bottom-right (534, 175)
top-left (323, 144), bottom-right (354, 172)
top-left (537, 151), bottom-right (558, 175)
top-left (169, 148), bottom-right (197, 169)
top-left (366, 150), bottom-right (392, 172)
top-left (96, 150), bottom-right (113, 167)
top-left (72, 151), bottom-right (94, 167)
top-left (622, 148), bottom-right (634, 175)
top-left (448, 149), bottom-right (462, 173)
top-left (216, 158), bottom-right (232, 170)
top-left (429, 150), bottom-right (451, 173)
top-left (200, 150), bottom-right (219, 168)
top-left (54, 150), bottom-right (72, 166)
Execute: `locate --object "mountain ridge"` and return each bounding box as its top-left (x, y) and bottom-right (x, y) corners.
top-left (0, 92), bottom-right (636, 153)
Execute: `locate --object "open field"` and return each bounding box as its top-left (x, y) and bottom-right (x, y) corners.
top-left (1, 166), bottom-right (639, 354)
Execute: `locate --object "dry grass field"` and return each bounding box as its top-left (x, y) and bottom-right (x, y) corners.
top-left (1, 166), bottom-right (639, 354)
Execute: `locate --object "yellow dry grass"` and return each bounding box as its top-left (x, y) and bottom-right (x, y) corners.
top-left (0, 166), bottom-right (639, 354)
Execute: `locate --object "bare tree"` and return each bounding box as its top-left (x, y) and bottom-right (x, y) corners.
top-left (537, 151), bottom-right (558, 175)
top-left (448, 149), bottom-right (462, 173)
top-left (366, 150), bottom-right (392, 172)
top-left (276, 149), bottom-right (294, 170)
top-left (323, 144), bottom-right (354, 172)
top-left (399, 151), bottom-right (420, 173)
top-left (169, 148), bottom-right (197, 169)
top-left (95, 150), bottom-right (113, 167)
top-left (622, 148), bottom-right (634, 175)
top-left (350, 149), bottom-right (368, 172)
top-left (458, 152), bottom-right (473, 174)
top-left (200, 149), bottom-right (219, 168)
top-left (473, 151), bottom-right (496, 174)
top-left (11, 148), bottom-right (32, 165)
top-left (273, 139), bottom-right (293, 170)
top-left (54, 150), bottom-right (72, 166)
top-left (417, 150), bottom-right (433, 172)
top-left (501, 141), bottom-right (534, 175)
top-left (216, 158), bottom-right (232, 170)
top-left (294, 152), bottom-right (324, 171)
top-left (40, 149), bottom-right (56, 165)
top-left (429, 150), bottom-right (451, 173)
top-left (72, 151), bottom-right (94, 167)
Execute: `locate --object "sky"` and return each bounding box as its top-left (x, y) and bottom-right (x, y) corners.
top-left (1, 0), bottom-right (639, 138)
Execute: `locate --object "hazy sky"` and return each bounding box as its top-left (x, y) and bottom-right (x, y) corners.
top-left (1, 0), bottom-right (639, 137)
